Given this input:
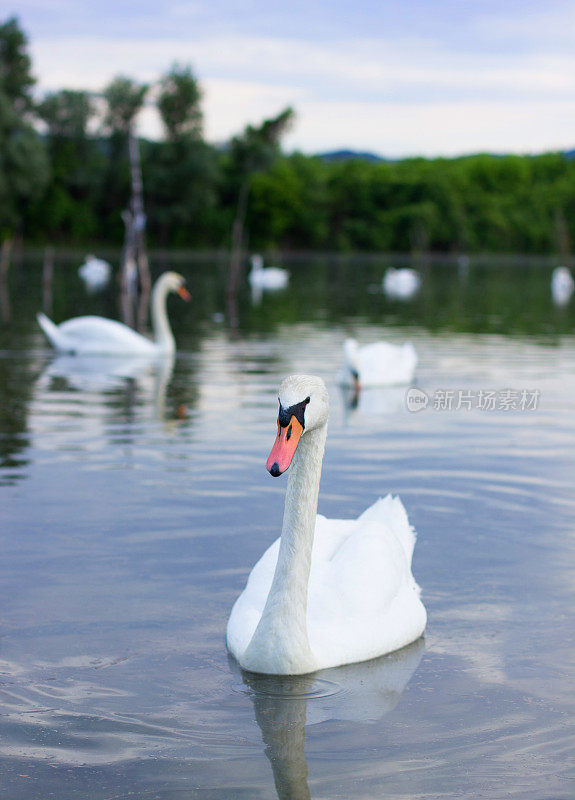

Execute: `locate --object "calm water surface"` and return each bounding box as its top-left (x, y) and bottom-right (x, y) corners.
top-left (1, 255), bottom-right (574, 799)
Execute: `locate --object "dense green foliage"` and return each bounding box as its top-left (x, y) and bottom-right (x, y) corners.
top-left (0, 17), bottom-right (49, 237)
top-left (1, 16), bottom-right (574, 254)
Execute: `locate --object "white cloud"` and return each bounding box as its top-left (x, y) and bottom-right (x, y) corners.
top-left (29, 32), bottom-right (575, 155)
top-left (288, 99), bottom-right (575, 157)
top-left (168, 1), bottom-right (201, 18)
top-left (474, 4), bottom-right (575, 46)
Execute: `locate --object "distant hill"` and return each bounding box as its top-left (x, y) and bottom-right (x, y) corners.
top-left (316, 149), bottom-right (385, 163)
top-left (317, 148), bottom-right (575, 163)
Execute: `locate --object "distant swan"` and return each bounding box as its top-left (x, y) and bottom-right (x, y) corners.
top-left (227, 375), bottom-right (426, 675)
top-left (37, 271), bottom-right (190, 356)
top-left (340, 337), bottom-right (418, 389)
top-left (551, 266), bottom-right (574, 306)
top-left (248, 254), bottom-right (289, 290)
top-left (78, 255), bottom-right (112, 291)
top-left (383, 268), bottom-right (420, 299)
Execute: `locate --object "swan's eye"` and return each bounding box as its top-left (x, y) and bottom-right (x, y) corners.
top-left (305, 397), bottom-right (310, 405)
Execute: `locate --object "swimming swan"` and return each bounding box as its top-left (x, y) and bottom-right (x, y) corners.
top-left (551, 266), bottom-right (574, 306)
top-left (340, 337), bottom-right (418, 389)
top-left (37, 271), bottom-right (190, 356)
top-left (78, 255), bottom-right (112, 291)
top-left (248, 254), bottom-right (289, 290)
top-left (383, 268), bottom-right (420, 299)
top-left (226, 375), bottom-right (426, 675)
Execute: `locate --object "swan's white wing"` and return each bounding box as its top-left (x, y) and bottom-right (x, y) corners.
top-left (305, 495), bottom-right (425, 667)
top-left (227, 495), bottom-right (426, 669)
top-left (56, 317), bottom-right (155, 355)
top-left (357, 495), bottom-right (417, 564)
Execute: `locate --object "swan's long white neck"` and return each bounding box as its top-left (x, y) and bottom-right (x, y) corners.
top-left (242, 422), bottom-right (327, 675)
top-left (151, 280), bottom-right (175, 352)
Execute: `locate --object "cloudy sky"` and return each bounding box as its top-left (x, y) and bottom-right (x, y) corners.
top-left (11, 0), bottom-right (575, 157)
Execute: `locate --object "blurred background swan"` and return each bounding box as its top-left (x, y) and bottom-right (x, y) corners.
top-left (78, 255), bottom-right (112, 292)
top-left (248, 254), bottom-right (289, 290)
top-left (383, 267), bottom-right (421, 300)
top-left (339, 337), bottom-right (418, 389)
top-left (551, 266), bottom-right (574, 306)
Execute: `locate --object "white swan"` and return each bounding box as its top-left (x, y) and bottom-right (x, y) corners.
top-left (339, 337), bottom-right (417, 389)
top-left (248, 254), bottom-right (289, 290)
top-left (383, 268), bottom-right (420, 299)
top-left (37, 271), bottom-right (190, 356)
top-left (551, 266), bottom-right (574, 306)
top-left (227, 375), bottom-right (426, 675)
top-left (78, 254), bottom-right (112, 291)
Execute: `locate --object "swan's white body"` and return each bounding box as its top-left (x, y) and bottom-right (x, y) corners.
top-left (383, 268), bottom-right (421, 299)
top-left (248, 254), bottom-right (289, 290)
top-left (78, 255), bottom-right (112, 291)
top-left (551, 266), bottom-right (574, 306)
top-left (340, 337), bottom-right (418, 387)
top-left (37, 272), bottom-right (188, 356)
top-left (227, 375), bottom-right (426, 675)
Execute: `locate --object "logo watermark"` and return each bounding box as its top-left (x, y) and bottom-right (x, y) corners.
top-left (406, 388), bottom-right (540, 412)
top-left (406, 388), bottom-right (430, 413)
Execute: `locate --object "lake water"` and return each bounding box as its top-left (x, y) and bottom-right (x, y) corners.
top-left (1, 254), bottom-right (574, 799)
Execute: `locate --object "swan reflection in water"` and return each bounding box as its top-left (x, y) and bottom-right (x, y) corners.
top-left (339, 384), bottom-right (407, 426)
top-left (237, 638), bottom-right (424, 800)
top-left (36, 352), bottom-right (180, 425)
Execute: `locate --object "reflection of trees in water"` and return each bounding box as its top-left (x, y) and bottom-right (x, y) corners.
top-left (241, 256), bottom-right (575, 338)
top-left (0, 267), bottom-right (47, 483)
top-left (15, 252), bottom-right (575, 344)
top-left (0, 354), bottom-right (34, 485)
top-left (240, 638), bottom-right (424, 800)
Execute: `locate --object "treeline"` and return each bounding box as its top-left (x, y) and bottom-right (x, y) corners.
top-left (2, 16), bottom-right (575, 256)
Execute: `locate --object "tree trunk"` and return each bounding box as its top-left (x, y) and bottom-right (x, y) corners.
top-left (226, 178), bottom-right (251, 330)
top-left (121, 131), bottom-right (151, 330)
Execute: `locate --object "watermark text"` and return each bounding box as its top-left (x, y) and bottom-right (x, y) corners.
top-left (406, 388), bottom-right (540, 413)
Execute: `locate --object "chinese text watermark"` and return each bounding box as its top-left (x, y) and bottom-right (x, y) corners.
top-left (406, 388), bottom-right (540, 413)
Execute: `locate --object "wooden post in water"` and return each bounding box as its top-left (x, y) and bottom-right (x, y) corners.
top-left (121, 129), bottom-right (151, 330)
top-left (0, 239), bottom-right (13, 324)
top-left (0, 238), bottom-right (12, 283)
top-left (120, 210), bottom-right (136, 329)
top-left (42, 245), bottom-right (54, 315)
top-left (226, 178), bottom-right (251, 332)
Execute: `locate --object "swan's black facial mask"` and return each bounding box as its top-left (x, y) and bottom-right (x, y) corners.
top-left (277, 397), bottom-right (309, 429)
top-left (266, 397), bottom-right (310, 477)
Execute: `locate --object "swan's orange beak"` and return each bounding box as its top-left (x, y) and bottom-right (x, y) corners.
top-left (178, 286), bottom-right (191, 301)
top-left (266, 417), bottom-right (303, 477)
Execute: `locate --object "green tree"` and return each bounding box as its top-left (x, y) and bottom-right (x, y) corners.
top-left (225, 107), bottom-right (295, 294)
top-left (0, 17), bottom-right (48, 241)
top-left (100, 75), bottom-right (149, 241)
top-left (249, 154), bottom-right (329, 249)
top-left (157, 63), bottom-right (202, 141)
top-left (103, 75), bottom-right (149, 137)
top-left (34, 89), bottom-right (102, 242)
top-left (0, 16), bottom-right (35, 110)
top-left (144, 64), bottom-right (217, 247)
top-left (37, 89), bottom-right (94, 139)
